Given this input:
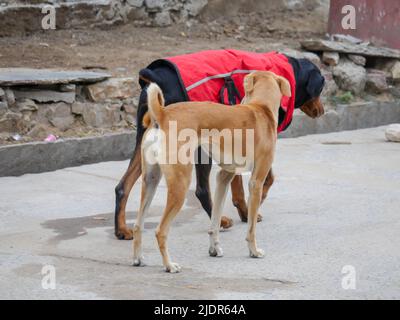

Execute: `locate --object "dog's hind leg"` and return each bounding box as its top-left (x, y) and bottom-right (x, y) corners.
top-left (156, 164), bottom-right (192, 273)
top-left (115, 89), bottom-right (148, 240)
top-left (133, 163), bottom-right (161, 267)
top-left (231, 175), bottom-right (263, 223)
top-left (195, 148), bottom-right (233, 229)
top-left (115, 147), bottom-right (142, 240)
top-left (261, 169), bottom-right (275, 203)
top-left (209, 170), bottom-right (236, 257)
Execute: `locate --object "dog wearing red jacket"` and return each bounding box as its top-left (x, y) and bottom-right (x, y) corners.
top-left (115, 49), bottom-right (325, 240)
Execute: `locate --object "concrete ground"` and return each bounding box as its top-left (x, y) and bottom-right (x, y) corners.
top-left (0, 126), bottom-right (399, 300)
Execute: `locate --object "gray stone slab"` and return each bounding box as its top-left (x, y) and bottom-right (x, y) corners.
top-left (0, 68), bottom-right (111, 86)
top-left (301, 39), bottom-right (400, 59)
top-left (0, 131), bottom-right (135, 177)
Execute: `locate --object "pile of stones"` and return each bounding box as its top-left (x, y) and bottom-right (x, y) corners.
top-left (0, 68), bottom-right (138, 142)
top-left (300, 38), bottom-right (400, 99)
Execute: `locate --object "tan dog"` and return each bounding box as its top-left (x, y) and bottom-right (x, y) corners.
top-left (132, 71), bottom-right (291, 273)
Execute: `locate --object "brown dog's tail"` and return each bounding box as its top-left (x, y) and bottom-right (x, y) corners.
top-left (147, 83), bottom-right (165, 126)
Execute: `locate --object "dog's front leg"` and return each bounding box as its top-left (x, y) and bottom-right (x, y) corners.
top-left (209, 170), bottom-right (236, 257)
top-left (246, 166), bottom-right (270, 258)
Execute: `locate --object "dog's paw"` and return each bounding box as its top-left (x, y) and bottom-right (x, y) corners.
top-left (116, 227), bottom-right (133, 240)
top-left (133, 257), bottom-right (145, 267)
top-left (165, 262), bottom-right (182, 273)
top-left (209, 245), bottom-right (224, 257)
top-left (220, 216), bottom-right (233, 229)
top-left (249, 248), bottom-right (265, 258)
top-left (240, 213), bottom-right (263, 223)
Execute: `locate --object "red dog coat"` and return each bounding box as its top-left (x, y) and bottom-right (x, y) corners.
top-left (166, 50), bottom-right (296, 132)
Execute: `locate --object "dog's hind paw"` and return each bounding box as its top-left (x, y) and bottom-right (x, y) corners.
top-left (209, 245), bottom-right (224, 257)
top-left (249, 248), bottom-right (265, 258)
top-left (165, 262), bottom-right (182, 273)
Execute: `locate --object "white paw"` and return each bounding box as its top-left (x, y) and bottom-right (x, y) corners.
top-left (209, 245), bottom-right (224, 257)
top-left (133, 256), bottom-right (145, 266)
top-left (166, 262), bottom-right (182, 273)
top-left (249, 248), bottom-right (265, 258)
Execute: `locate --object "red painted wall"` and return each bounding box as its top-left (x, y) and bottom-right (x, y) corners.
top-left (328, 0), bottom-right (400, 49)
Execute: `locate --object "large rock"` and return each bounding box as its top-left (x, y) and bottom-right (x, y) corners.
top-left (14, 89), bottom-right (76, 104)
top-left (0, 111), bottom-right (23, 132)
top-left (86, 78), bottom-right (135, 102)
top-left (365, 69), bottom-right (388, 94)
top-left (154, 11), bottom-right (171, 26)
top-left (16, 99), bottom-right (38, 112)
top-left (82, 103), bottom-right (121, 128)
top-left (322, 51), bottom-right (339, 66)
top-left (46, 103), bottom-right (75, 131)
top-left (0, 101), bottom-right (7, 116)
top-left (385, 124), bottom-right (400, 142)
top-left (348, 54), bottom-right (367, 66)
top-left (144, 0), bottom-right (167, 12)
top-left (320, 68), bottom-right (338, 97)
top-left (333, 59), bottom-right (367, 95)
top-left (4, 89), bottom-right (15, 107)
top-left (185, 0), bottom-right (208, 16)
top-left (391, 61), bottom-right (400, 80)
top-left (127, 0), bottom-right (145, 7)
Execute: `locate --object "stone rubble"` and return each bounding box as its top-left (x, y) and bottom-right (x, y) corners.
top-left (0, 68), bottom-right (137, 137)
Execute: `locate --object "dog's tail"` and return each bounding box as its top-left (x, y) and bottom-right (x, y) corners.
top-left (147, 83), bottom-right (165, 126)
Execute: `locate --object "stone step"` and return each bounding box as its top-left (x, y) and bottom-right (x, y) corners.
top-left (0, 68), bottom-right (111, 86)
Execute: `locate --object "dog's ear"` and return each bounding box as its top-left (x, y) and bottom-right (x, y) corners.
top-left (139, 68), bottom-right (162, 89)
top-left (244, 73), bottom-right (255, 93)
top-left (276, 76), bottom-right (292, 97)
top-left (306, 70), bottom-right (325, 98)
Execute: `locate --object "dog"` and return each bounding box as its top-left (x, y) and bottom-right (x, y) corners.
top-left (133, 71), bottom-right (291, 272)
top-left (115, 50), bottom-right (325, 240)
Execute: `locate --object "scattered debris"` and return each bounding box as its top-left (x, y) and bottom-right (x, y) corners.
top-left (11, 134), bottom-right (22, 141)
top-left (385, 124), bottom-right (400, 143)
top-left (44, 134), bottom-right (58, 142)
